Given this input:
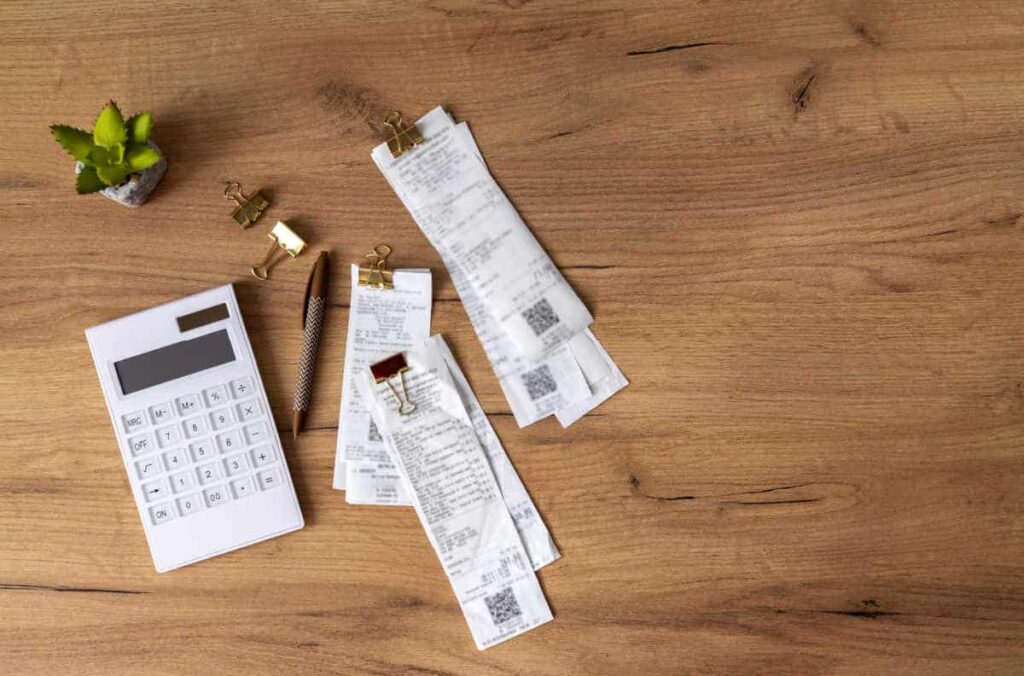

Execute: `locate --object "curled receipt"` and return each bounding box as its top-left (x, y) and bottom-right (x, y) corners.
top-left (358, 335), bottom-right (556, 648)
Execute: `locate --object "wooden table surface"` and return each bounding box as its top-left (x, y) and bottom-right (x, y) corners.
top-left (3, 1), bottom-right (1023, 674)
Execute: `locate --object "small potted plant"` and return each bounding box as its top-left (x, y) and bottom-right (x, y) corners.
top-left (50, 101), bottom-right (167, 207)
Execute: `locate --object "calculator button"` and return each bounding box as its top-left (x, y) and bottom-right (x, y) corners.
top-left (230, 476), bottom-right (256, 499)
top-left (223, 453), bottom-right (248, 476)
top-left (136, 458), bottom-right (162, 480)
top-left (149, 402), bottom-right (173, 425)
top-left (250, 445), bottom-right (276, 468)
top-left (169, 469), bottom-right (196, 494)
top-left (243, 422), bottom-right (269, 445)
top-left (183, 416), bottom-right (208, 439)
top-left (149, 503), bottom-right (174, 525)
top-left (230, 377), bottom-right (254, 399)
top-left (127, 433), bottom-right (155, 457)
top-left (189, 439), bottom-right (215, 462)
top-left (177, 494), bottom-right (202, 516)
top-left (156, 425), bottom-right (181, 448)
top-left (209, 407), bottom-right (234, 430)
top-left (203, 384), bottom-right (229, 408)
top-left (204, 486), bottom-right (229, 507)
top-left (141, 479), bottom-right (166, 503)
top-left (237, 399), bottom-right (262, 422)
top-left (175, 394), bottom-right (202, 416)
top-left (216, 430), bottom-right (243, 454)
top-left (122, 411), bottom-right (147, 434)
top-left (162, 449), bottom-right (188, 471)
top-left (197, 461), bottom-right (221, 485)
top-left (257, 468), bottom-right (283, 491)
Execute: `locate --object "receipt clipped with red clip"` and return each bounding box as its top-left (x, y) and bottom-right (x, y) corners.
top-left (357, 336), bottom-right (558, 649)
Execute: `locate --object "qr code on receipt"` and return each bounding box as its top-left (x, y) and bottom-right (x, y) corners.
top-left (484, 587), bottom-right (522, 625)
top-left (521, 364), bottom-right (557, 401)
top-left (522, 298), bottom-right (560, 337)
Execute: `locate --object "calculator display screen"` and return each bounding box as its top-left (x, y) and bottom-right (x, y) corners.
top-left (114, 329), bottom-right (236, 395)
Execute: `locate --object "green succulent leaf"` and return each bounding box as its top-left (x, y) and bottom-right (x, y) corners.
top-left (87, 146), bottom-right (112, 167)
top-left (50, 125), bottom-right (94, 162)
top-left (93, 102), bottom-right (127, 148)
top-left (76, 166), bottom-right (107, 194)
top-left (126, 144), bottom-right (162, 173)
top-left (126, 112), bottom-right (153, 144)
top-left (96, 163), bottom-right (129, 187)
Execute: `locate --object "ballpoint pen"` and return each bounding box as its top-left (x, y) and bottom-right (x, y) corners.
top-left (292, 251), bottom-right (329, 440)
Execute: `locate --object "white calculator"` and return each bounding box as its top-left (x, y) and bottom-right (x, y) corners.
top-left (86, 284), bottom-right (304, 572)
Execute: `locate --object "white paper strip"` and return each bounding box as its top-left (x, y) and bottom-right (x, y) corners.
top-left (358, 336), bottom-right (554, 648)
top-left (372, 107), bottom-right (627, 426)
top-left (333, 264), bottom-right (432, 503)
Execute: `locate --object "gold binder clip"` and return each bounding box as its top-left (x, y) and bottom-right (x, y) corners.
top-left (251, 221), bottom-right (307, 280)
top-left (358, 244), bottom-right (394, 290)
top-left (383, 111), bottom-right (423, 158)
top-left (224, 181), bottom-right (270, 228)
top-left (371, 352), bottom-right (416, 415)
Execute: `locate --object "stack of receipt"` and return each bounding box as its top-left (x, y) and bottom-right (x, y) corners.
top-left (358, 335), bottom-right (559, 648)
top-left (371, 106), bottom-right (628, 427)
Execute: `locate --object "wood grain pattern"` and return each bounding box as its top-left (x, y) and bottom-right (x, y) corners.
top-left (2, 1), bottom-right (1023, 673)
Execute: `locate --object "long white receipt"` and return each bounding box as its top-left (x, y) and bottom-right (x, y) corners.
top-left (334, 265), bottom-right (431, 502)
top-left (372, 107), bottom-right (627, 427)
top-left (359, 336), bottom-right (555, 648)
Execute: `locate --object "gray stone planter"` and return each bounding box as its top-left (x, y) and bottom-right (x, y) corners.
top-left (75, 142), bottom-right (168, 208)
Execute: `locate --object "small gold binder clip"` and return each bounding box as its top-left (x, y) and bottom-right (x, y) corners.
top-left (371, 352), bottom-right (416, 415)
top-left (383, 111), bottom-right (423, 158)
top-left (358, 244), bottom-right (394, 290)
top-left (224, 181), bottom-right (270, 228)
top-left (251, 221), bottom-right (307, 280)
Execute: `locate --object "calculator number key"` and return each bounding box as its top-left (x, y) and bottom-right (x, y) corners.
top-left (150, 503), bottom-right (174, 525)
top-left (257, 468), bottom-right (283, 491)
top-left (149, 402), bottom-right (173, 425)
top-left (216, 430), bottom-right (243, 454)
top-left (177, 494), bottom-right (202, 516)
top-left (204, 486), bottom-right (229, 507)
top-left (210, 407), bottom-right (234, 430)
top-left (197, 462), bottom-right (221, 485)
top-left (123, 411), bottom-right (147, 434)
top-left (251, 445), bottom-right (276, 468)
top-left (175, 393), bottom-right (202, 416)
top-left (189, 439), bottom-right (215, 462)
top-left (156, 425), bottom-right (181, 448)
top-left (136, 458), bottom-right (162, 480)
top-left (230, 377), bottom-right (254, 399)
top-left (224, 453), bottom-right (248, 477)
top-left (243, 422), bottom-right (269, 445)
top-left (127, 433), bottom-right (155, 457)
top-left (237, 399), bottom-right (262, 422)
top-left (169, 469), bottom-right (196, 494)
top-left (183, 416), bottom-right (208, 439)
top-left (162, 449), bottom-right (188, 471)
top-left (203, 384), bottom-right (229, 408)
top-left (230, 476), bottom-right (256, 499)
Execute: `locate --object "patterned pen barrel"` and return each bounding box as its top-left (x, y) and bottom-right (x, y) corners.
top-left (292, 251), bottom-right (330, 440)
